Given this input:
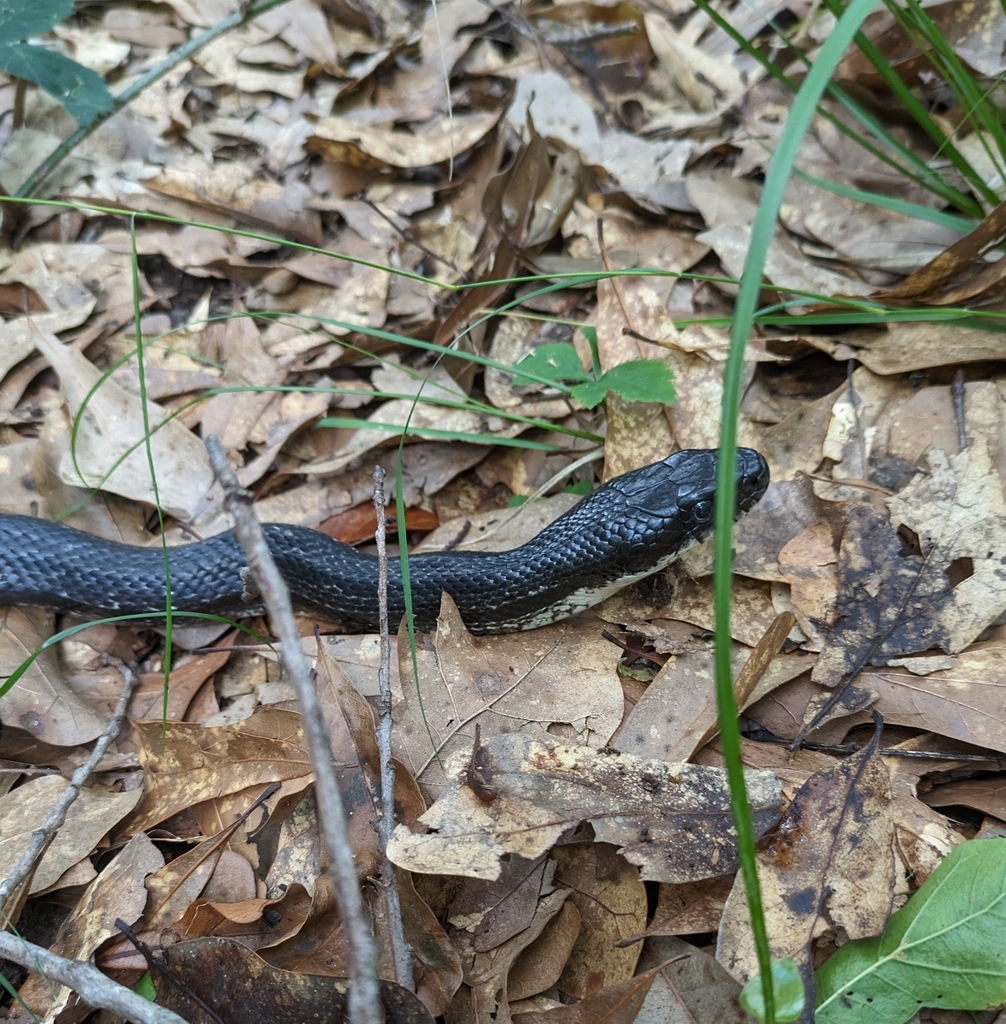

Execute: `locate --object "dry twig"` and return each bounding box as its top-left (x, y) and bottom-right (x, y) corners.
top-left (0, 932), bottom-right (188, 1024)
top-left (373, 466), bottom-right (413, 988)
top-left (206, 437), bottom-right (380, 1024)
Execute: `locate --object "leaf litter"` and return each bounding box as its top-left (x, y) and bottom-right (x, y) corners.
top-left (2, 0), bottom-right (1006, 1021)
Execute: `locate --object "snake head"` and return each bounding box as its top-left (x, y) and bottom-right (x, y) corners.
top-left (614, 447), bottom-right (769, 526)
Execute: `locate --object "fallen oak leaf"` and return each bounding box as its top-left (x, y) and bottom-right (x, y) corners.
top-left (386, 733), bottom-right (782, 883)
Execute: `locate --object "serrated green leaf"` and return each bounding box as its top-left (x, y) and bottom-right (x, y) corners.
top-left (571, 358), bottom-right (676, 409)
top-left (569, 377), bottom-right (608, 409)
top-left (0, 43), bottom-right (114, 126)
top-left (513, 343), bottom-right (591, 385)
top-left (0, 0), bottom-right (71, 42)
top-left (740, 958), bottom-right (805, 1022)
top-left (816, 839), bottom-right (1006, 1024)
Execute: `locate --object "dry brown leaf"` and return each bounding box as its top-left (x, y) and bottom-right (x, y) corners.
top-left (813, 441), bottom-right (1006, 688)
top-left (146, 163), bottom-right (322, 245)
top-left (642, 875), bottom-right (735, 939)
top-left (0, 606), bottom-right (109, 744)
top-left (16, 831), bottom-right (163, 1021)
top-left (0, 775), bottom-right (141, 895)
top-left (448, 855), bottom-right (549, 953)
top-left (858, 640), bottom-right (1006, 754)
top-left (553, 844), bottom-right (646, 998)
top-left (779, 517), bottom-right (839, 650)
top-left (391, 594), bottom-right (623, 797)
top-left (614, 633), bottom-right (807, 763)
top-left (508, 901), bottom-right (581, 1001)
top-left (453, 887), bottom-right (572, 1024)
top-left (127, 709), bottom-right (312, 832)
top-left (32, 331), bottom-right (215, 520)
top-left (387, 732), bottom-right (782, 883)
top-left (781, 174), bottom-right (963, 275)
top-left (507, 70), bottom-right (692, 209)
top-left (514, 960), bottom-right (662, 1024)
top-left (130, 644), bottom-right (234, 722)
top-left (808, 320), bottom-right (1006, 373)
top-left (717, 720), bottom-right (894, 986)
top-left (308, 110), bottom-right (501, 169)
top-left (151, 936), bottom-right (434, 1024)
top-left (599, 568), bottom-right (784, 649)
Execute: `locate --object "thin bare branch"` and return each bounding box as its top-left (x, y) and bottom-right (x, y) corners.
top-left (205, 436), bottom-right (380, 1024)
top-left (0, 931), bottom-right (189, 1024)
top-left (373, 465), bottom-right (413, 989)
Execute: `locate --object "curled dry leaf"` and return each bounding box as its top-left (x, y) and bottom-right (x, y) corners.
top-left (387, 732), bottom-right (783, 883)
top-left (308, 111), bottom-right (502, 169)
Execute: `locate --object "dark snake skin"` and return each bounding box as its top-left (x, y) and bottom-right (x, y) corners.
top-left (0, 448), bottom-right (768, 633)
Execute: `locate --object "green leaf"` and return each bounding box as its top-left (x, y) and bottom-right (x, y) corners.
top-left (136, 972), bottom-right (157, 1002)
top-left (513, 343), bottom-right (591, 385)
top-left (572, 359), bottom-right (676, 409)
top-left (0, 43), bottom-right (114, 126)
top-left (740, 958), bottom-right (805, 1022)
top-left (816, 839), bottom-right (1006, 1024)
top-left (563, 479), bottom-right (593, 495)
top-left (0, 0), bottom-right (71, 42)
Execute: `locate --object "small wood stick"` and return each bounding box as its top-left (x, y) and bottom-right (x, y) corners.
top-left (373, 466), bottom-right (414, 989)
top-left (206, 437), bottom-right (380, 1024)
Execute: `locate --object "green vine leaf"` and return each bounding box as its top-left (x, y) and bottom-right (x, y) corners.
top-left (513, 343), bottom-right (591, 385)
top-left (572, 359), bottom-right (676, 409)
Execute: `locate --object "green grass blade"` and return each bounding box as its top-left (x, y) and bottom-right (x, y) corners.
top-left (715, 0), bottom-right (883, 1018)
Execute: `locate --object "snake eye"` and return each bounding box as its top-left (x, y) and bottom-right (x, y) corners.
top-left (692, 499), bottom-right (713, 523)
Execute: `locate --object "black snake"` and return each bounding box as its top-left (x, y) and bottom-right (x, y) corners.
top-left (0, 448), bottom-right (769, 633)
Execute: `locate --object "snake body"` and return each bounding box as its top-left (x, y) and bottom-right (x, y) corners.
top-left (0, 448), bottom-right (768, 633)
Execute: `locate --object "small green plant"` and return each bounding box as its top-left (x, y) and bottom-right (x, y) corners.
top-left (816, 839), bottom-right (1006, 1023)
top-left (0, 0), bottom-right (114, 126)
top-left (513, 340), bottom-right (676, 408)
top-left (740, 958), bottom-right (805, 1022)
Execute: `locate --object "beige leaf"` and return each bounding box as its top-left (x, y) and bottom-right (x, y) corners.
top-left (0, 606), bottom-right (107, 745)
top-left (308, 110), bottom-right (502, 169)
top-left (392, 594), bottom-right (623, 798)
top-left (31, 331), bottom-right (214, 521)
top-left (0, 775), bottom-right (142, 894)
